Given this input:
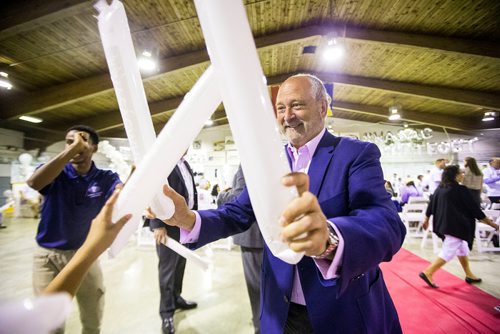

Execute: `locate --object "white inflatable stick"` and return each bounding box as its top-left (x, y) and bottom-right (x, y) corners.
top-left (95, 0), bottom-right (174, 220)
top-left (194, 0), bottom-right (303, 264)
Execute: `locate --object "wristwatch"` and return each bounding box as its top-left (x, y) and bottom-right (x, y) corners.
top-left (312, 225), bottom-right (339, 259)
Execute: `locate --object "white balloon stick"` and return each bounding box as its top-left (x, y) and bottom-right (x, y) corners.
top-left (163, 238), bottom-right (210, 271)
top-left (194, 0), bottom-right (303, 264)
top-left (95, 0), bottom-right (173, 221)
top-left (108, 65), bottom-right (221, 258)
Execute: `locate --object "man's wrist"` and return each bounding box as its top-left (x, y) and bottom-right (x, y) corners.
top-left (312, 224), bottom-right (339, 260)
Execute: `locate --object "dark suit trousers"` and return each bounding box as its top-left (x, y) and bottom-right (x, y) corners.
top-left (241, 247), bottom-right (263, 334)
top-left (156, 227), bottom-right (185, 319)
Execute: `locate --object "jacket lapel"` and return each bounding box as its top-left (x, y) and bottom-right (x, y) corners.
top-left (308, 131), bottom-right (340, 196)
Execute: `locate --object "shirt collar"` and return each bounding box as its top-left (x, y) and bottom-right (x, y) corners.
top-left (65, 161), bottom-right (97, 180)
top-left (286, 128), bottom-right (326, 160)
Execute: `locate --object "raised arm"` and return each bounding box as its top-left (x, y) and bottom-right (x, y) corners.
top-left (27, 131), bottom-right (90, 190)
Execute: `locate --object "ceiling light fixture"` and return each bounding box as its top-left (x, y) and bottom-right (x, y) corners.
top-left (204, 119), bottom-right (214, 126)
top-left (323, 37), bottom-right (344, 61)
top-left (481, 111), bottom-right (497, 122)
top-left (0, 72), bottom-right (13, 90)
top-left (388, 104), bottom-right (401, 121)
top-left (138, 49), bottom-right (158, 72)
top-left (19, 115), bottom-right (43, 123)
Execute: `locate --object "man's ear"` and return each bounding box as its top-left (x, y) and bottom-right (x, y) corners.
top-left (320, 99), bottom-right (328, 117)
top-left (92, 144), bottom-right (98, 153)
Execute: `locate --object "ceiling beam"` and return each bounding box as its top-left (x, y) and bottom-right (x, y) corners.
top-left (332, 101), bottom-right (474, 131)
top-left (3, 23), bottom-right (498, 120)
top-left (318, 73), bottom-right (500, 111)
top-left (268, 72), bottom-right (500, 111)
top-left (344, 26), bottom-right (500, 59)
top-left (20, 67), bottom-right (497, 149)
top-left (0, 0), bottom-right (91, 40)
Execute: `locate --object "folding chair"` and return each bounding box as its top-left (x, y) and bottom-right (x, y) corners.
top-left (475, 210), bottom-right (500, 253)
top-left (401, 203), bottom-right (428, 238)
top-left (420, 217), bottom-right (441, 255)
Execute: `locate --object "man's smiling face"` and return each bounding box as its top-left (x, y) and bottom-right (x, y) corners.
top-left (276, 76), bottom-right (327, 149)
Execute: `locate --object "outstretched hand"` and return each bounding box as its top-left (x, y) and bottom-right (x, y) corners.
top-left (279, 172), bottom-right (329, 257)
top-left (161, 184), bottom-right (196, 231)
top-left (80, 186), bottom-right (132, 256)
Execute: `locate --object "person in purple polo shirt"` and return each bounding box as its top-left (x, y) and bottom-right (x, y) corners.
top-left (27, 125), bottom-right (121, 334)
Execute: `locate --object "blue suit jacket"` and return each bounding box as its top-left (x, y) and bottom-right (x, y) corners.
top-left (190, 131), bottom-right (406, 333)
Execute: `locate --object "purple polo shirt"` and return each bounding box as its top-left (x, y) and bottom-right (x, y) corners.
top-left (36, 162), bottom-right (121, 250)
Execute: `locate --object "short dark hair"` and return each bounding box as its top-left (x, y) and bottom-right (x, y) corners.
top-left (440, 165), bottom-right (460, 187)
top-left (66, 125), bottom-right (99, 145)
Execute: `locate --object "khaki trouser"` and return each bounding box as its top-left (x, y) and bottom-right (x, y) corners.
top-left (33, 246), bottom-right (105, 334)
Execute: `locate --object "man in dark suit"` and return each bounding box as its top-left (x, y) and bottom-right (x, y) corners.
top-left (161, 74), bottom-right (406, 333)
top-left (217, 165), bottom-right (264, 333)
top-left (146, 156), bottom-right (198, 334)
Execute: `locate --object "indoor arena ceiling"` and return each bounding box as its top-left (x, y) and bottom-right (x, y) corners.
top-left (0, 0), bottom-right (499, 151)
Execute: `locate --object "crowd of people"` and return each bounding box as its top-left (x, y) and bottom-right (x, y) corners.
top-left (2, 73), bottom-right (499, 333)
top-left (385, 157), bottom-right (500, 210)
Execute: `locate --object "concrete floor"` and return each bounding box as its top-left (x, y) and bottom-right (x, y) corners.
top-left (0, 217), bottom-right (499, 333)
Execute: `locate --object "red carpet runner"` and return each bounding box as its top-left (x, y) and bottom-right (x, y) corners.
top-left (380, 249), bottom-right (500, 333)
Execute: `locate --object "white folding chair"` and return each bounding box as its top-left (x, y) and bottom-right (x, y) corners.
top-left (475, 211), bottom-right (500, 253)
top-left (420, 217), bottom-right (441, 255)
top-left (408, 196), bottom-right (429, 204)
top-left (401, 203), bottom-right (428, 238)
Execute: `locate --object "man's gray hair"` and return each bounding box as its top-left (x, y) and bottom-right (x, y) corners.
top-left (290, 73), bottom-right (332, 106)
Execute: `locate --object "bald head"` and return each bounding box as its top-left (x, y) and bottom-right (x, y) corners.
top-left (275, 75), bottom-right (329, 148)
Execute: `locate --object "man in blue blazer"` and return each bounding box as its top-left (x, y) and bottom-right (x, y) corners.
top-left (162, 74), bottom-right (406, 333)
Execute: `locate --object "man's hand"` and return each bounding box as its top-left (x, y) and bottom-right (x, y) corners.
top-left (279, 172), bottom-right (329, 257)
top-left (153, 228), bottom-right (167, 245)
top-left (161, 184), bottom-right (196, 231)
top-left (69, 131), bottom-right (91, 158)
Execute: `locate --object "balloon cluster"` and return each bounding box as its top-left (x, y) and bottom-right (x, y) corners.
top-left (17, 153), bottom-right (35, 181)
top-left (98, 140), bottom-right (131, 181)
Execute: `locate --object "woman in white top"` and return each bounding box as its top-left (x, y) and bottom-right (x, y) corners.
top-left (462, 156), bottom-right (483, 206)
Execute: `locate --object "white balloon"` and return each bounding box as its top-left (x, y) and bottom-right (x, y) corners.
top-left (108, 66), bottom-right (221, 260)
top-left (95, 0), bottom-right (174, 221)
top-left (0, 293), bottom-right (72, 334)
top-left (97, 0), bottom-right (212, 270)
top-left (18, 153), bottom-right (33, 166)
top-left (194, 0), bottom-right (303, 264)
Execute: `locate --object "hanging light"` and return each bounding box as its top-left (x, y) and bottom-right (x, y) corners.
top-left (481, 111), bottom-right (497, 122)
top-left (388, 104), bottom-right (401, 121)
top-left (138, 49), bottom-right (158, 72)
top-left (204, 118), bottom-right (214, 126)
top-left (0, 72), bottom-right (13, 90)
top-left (323, 37), bottom-right (344, 62)
top-left (19, 115), bottom-right (43, 123)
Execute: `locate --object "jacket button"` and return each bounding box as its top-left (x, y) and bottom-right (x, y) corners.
top-left (283, 295), bottom-right (289, 303)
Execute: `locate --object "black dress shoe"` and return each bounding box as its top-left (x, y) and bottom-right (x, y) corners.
top-left (465, 277), bottom-right (482, 284)
top-left (175, 296), bottom-right (197, 310)
top-left (419, 272), bottom-right (438, 288)
top-left (162, 317), bottom-right (175, 334)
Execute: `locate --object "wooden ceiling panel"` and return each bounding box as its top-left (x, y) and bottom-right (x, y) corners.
top-left (332, 0), bottom-right (500, 38)
top-left (309, 40), bottom-right (500, 92)
top-left (0, 0), bottom-right (498, 150)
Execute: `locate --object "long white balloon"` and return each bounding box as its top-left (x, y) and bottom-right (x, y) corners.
top-left (0, 293), bottom-right (72, 334)
top-left (194, 0), bottom-right (303, 264)
top-left (108, 65), bottom-right (221, 259)
top-left (95, 0), bottom-right (173, 220)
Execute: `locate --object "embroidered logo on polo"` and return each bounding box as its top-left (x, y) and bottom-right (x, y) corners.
top-left (86, 183), bottom-right (103, 198)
